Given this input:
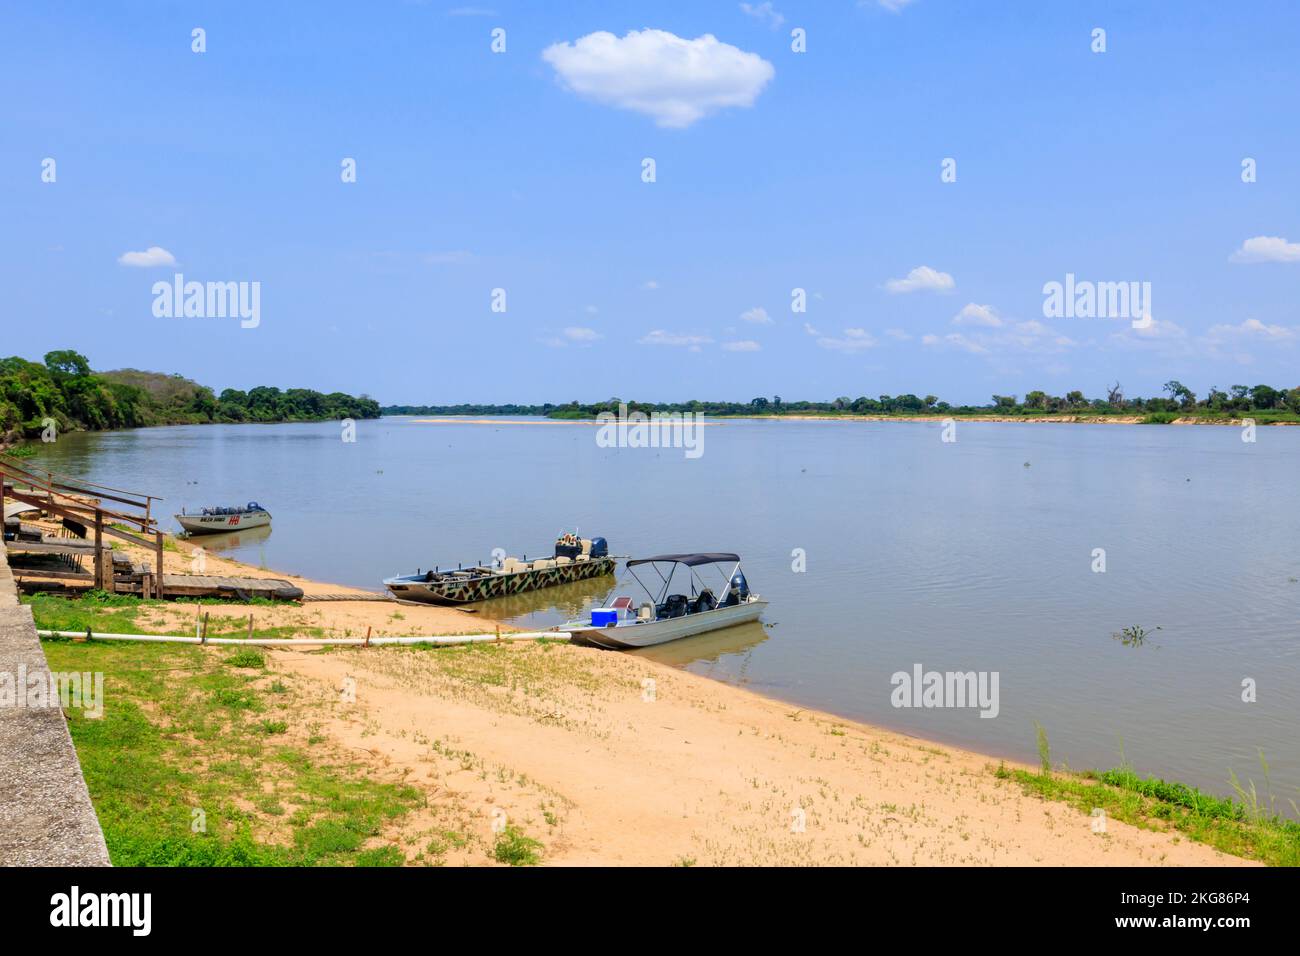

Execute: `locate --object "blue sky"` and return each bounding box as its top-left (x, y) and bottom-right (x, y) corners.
top-left (3, 1), bottom-right (1299, 405)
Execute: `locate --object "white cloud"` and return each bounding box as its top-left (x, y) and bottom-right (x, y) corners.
top-left (722, 339), bottom-right (761, 351)
top-left (739, 2), bottom-right (784, 28)
top-left (640, 279), bottom-right (659, 290)
top-left (924, 318), bottom-right (1075, 356)
top-left (884, 328), bottom-right (912, 341)
top-left (637, 330), bottom-right (713, 348)
top-left (1230, 236), bottom-right (1300, 263)
top-left (541, 30), bottom-right (775, 128)
top-left (740, 306), bottom-right (772, 324)
top-left (542, 326), bottom-right (604, 348)
top-left (117, 246), bottom-right (176, 268)
top-left (816, 328), bottom-right (877, 352)
top-left (885, 265), bottom-right (954, 294)
top-left (921, 332), bottom-right (988, 355)
top-left (952, 303), bottom-right (1003, 327)
top-left (802, 322), bottom-right (821, 336)
top-left (1223, 317), bottom-right (1297, 340)
top-left (872, 0), bottom-right (917, 11)
top-left (423, 250), bottom-right (474, 264)
top-left (1106, 315), bottom-right (1189, 356)
top-left (1199, 319), bottom-right (1298, 361)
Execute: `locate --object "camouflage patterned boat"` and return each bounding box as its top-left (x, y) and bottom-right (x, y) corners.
top-left (383, 534), bottom-right (613, 605)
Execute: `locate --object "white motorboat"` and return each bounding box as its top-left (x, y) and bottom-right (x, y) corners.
top-left (558, 553), bottom-right (767, 649)
top-left (176, 502), bottom-right (272, 535)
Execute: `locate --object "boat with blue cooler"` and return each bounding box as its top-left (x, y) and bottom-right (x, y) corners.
top-left (383, 533), bottom-right (615, 605)
top-left (557, 553), bottom-right (767, 649)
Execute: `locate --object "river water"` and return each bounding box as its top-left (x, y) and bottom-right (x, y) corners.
top-left (29, 416), bottom-right (1300, 808)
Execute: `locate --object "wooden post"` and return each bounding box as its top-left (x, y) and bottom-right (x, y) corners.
top-left (247, 614), bottom-right (254, 640)
top-left (200, 612), bottom-right (209, 645)
top-left (93, 509), bottom-right (104, 592)
top-left (154, 531), bottom-right (166, 600)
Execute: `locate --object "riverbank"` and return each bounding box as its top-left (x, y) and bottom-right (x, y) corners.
top-left (399, 412), bottom-right (1300, 427)
top-left (24, 535), bottom-right (1278, 866)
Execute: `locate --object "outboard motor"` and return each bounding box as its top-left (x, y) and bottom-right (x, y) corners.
top-left (589, 537), bottom-right (608, 559)
top-left (729, 570), bottom-right (750, 602)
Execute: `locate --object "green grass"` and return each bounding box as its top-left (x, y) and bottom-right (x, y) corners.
top-left (22, 592), bottom-right (321, 641)
top-left (493, 825), bottom-right (543, 866)
top-left (226, 649), bottom-right (266, 669)
top-left (1001, 762), bottom-right (1300, 866)
top-left (39, 636), bottom-right (424, 866)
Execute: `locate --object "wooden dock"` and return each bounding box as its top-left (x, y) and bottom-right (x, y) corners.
top-left (155, 574), bottom-right (304, 601)
top-left (2, 454), bottom-right (304, 603)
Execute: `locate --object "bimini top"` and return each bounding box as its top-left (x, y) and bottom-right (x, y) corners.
top-left (626, 553), bottom-right (740, 568)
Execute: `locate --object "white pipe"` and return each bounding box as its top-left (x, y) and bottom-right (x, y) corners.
top-left (36, 629), bottom-right (567, 647)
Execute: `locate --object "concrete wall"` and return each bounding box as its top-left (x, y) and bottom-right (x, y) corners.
top-left (0, 539), bottom-right (111, 865)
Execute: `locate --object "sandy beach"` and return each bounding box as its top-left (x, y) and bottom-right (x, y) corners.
top-left (45, 533), bottom-right (1244, 867)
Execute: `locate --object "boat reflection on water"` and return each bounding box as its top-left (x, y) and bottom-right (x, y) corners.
top-left (474, 573), bottom-right (617, 628)
top-left (186, 523), bottom-right (273, 565)
top-left (631, 620), bottom-right (769, 682)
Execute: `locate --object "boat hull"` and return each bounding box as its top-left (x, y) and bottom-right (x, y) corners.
top-left (385, 556), bottom-right (616, 605)
top-left (176, 511), bottom-right (271, 534)
top-left (564, 599), bottom-right (768, 649)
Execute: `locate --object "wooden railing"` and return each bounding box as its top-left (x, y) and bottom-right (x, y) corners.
top-left (0, 451), bottom-right (168, 598)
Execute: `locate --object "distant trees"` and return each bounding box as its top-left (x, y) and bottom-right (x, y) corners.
top-left (213, 385), bottom-right (379, 423)
top-left (0, 351), bottom-right (379, 443)
top-left (0, 351), bottom-right (149, 439)
top-left (380, 381), bottom-right (1300, 422)
top-left (1163, 380), bottom-right (1196, 408)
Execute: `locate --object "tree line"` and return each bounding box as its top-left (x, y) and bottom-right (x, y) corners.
top-left (383, 381), bottom-right (1300, 420)
top-left (1, 351), bottom-right (380, 443)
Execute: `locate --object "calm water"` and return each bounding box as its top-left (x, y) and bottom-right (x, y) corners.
top-left (30, 417), bottom-right (1300, 806)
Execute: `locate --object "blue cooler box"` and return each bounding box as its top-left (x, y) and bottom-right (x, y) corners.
top-left (590, 608), bottom-right (619, 627)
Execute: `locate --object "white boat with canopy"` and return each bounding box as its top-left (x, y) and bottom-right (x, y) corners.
top-left (557, 553), bottom-right (767, 649)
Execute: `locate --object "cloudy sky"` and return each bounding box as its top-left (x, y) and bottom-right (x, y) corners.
top-left (4, 1), bottom-right (1299, 404)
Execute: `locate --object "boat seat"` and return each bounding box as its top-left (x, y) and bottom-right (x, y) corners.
top-left (575, 554), bottom-right (589, 562)
top-left (661, 594), bottom-right (690, 618)
top-left (501, 558), bottom-right (524, 573)
top-left (690, 589), bottom-right (717, 614)
top-left (554, 556), bottom-right (571, 566)
top-left (610, 596), bottom-right (634, 611)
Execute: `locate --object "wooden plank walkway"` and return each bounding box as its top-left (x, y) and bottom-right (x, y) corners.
top-left (4, 538), bottom-right (109, 556)
top-left (157, 574), bottom-right (304, 601)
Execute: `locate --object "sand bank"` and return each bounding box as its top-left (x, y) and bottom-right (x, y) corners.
top-left (27, 533), bottom-right (1252, 866)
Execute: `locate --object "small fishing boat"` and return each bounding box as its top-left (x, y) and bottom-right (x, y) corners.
top-left (176, 502), bottom-right (272, 535)
top-left (558, 553), bottom-right (767, 649)
top-left (384, 533), bottom-right (615, 605)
